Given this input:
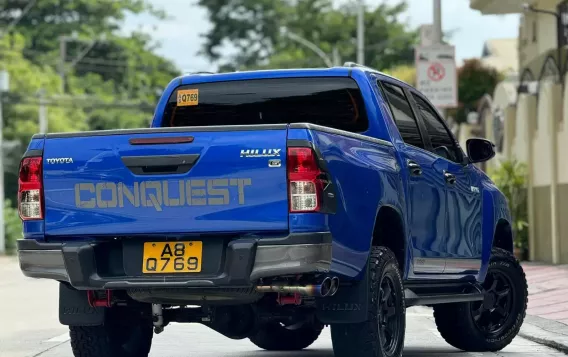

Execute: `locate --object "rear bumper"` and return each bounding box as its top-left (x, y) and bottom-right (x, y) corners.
top-left (17, 232), bottom-right (332, 290)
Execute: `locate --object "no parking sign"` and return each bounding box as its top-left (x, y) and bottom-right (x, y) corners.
top-left (415, 45), bottom-right (457, 108)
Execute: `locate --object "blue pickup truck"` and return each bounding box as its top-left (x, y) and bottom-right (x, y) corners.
top-left (17, 63), bottom-right (527, 357)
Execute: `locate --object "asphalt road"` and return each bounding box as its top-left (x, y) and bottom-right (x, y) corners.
top-left (0, 256), bottom-right (563, 357)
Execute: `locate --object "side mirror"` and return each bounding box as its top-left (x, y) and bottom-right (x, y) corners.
top-left (466, 138), bottom-right (495, 163)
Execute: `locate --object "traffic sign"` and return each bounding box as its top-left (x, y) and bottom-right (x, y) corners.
top-left (415, 45), bottom-right (457, 108)
top-left (427, 62), bottom-right (445, 81)
top-left (419, 25), bottom-right (435, 47)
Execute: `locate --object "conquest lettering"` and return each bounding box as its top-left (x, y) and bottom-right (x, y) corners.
top-left (96, 182), bottom-right (117, 208)
top-left (75, 183), bottom-right (96, 208)
top-left (74, 178), bottom-right (252, 211)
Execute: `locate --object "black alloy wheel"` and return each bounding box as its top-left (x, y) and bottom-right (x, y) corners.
top-left (331, 246), bottom-right (406, 357)
top-left (379, 275), bottom-right (403, 355)
top-left (433, 248), bottom-right (528, 352)
top-left (471, 270), bottom-right (514, 336)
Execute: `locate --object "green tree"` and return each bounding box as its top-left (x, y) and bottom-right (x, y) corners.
top-left (490, 160), bottom-right (529, 253)
top-left (383, 64), bottom-right (416, 86)
top-left (4, 199), bottom-right (21, 254)
top-left (452, 58), bottom-right (503, 123)
top-left (0, 0), bottom-right (178, 105)
top-left (0, 0), bottom-right (163, 55)
top-left (0, 34), bottom-right (88, 143)
top-left (198, 0), bottom-right (417, 71)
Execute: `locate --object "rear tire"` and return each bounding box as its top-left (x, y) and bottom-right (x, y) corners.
top-left (69, 310), bottom-right (153, 357)
top-left (248, 321), bottom-right (323, 351)
top-left (331, 246), bottom-right (406, 357)
top-left (433, 248), bottom-right (528, 352)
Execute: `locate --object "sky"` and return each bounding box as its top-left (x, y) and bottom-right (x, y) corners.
top-left (122, 0), bottom-right (521, 73)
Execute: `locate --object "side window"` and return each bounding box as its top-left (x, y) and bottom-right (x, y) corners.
top-left (379, 81), bottom-right (425, 149)
top-left (411, 93), bottom-right (462, 163)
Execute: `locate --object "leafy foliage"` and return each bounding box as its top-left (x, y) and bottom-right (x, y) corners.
top-left (198, 0), bottom-right (417, 71)
top-left (490, 160), bottom-right (529, 250)
top-left (0, 0), bottom-right (165, 54)
top-left (0, 0), bottom-right (177, 100)
top-left (3, 199), bottom-right (21, 254)
top-left (450, 58), bottom-right (504, 123)
top-left (383, 64), bottom-right (416, 86)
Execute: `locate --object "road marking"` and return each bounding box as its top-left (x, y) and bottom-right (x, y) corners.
top-left (44, 333), bottom-right (69, 343)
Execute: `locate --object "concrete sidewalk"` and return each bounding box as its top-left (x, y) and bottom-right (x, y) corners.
top-left (524, 263), bottom-right (568, 324)
top-left (519, 262), bottom-right (568, 353)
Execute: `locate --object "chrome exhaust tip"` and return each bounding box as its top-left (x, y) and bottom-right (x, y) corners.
top-left (255, 277), bottom-right (335, 297)
top-left (319, 277), bottom-right (333, 297)
top-left (329, 277), bottom-right (339, 296)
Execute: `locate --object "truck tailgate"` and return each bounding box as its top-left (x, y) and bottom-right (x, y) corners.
top-left (42, 127), bottom-right (288, 236)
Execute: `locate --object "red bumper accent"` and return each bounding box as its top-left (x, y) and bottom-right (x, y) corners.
top-left (87, 290), bottom-right (112, 308)
top-left (277, 293), bottom-right (302, 306)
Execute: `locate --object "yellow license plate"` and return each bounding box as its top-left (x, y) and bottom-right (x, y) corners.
top-left (142, 241), bottom-right (203, 274)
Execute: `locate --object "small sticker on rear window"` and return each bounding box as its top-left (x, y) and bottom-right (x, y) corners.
top-left (177, 89), bottom-right (199, 106)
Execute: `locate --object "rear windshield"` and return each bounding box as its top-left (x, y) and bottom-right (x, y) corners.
top-left (162, 77), bottom-right (369, 133)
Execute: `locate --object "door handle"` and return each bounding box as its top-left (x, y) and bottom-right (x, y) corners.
top-left (443, 171), bottom-right (456, 185)
top-left (407, 160), bottom-right (422, 176)
top-left (121, 154), bottom-right (200, 175)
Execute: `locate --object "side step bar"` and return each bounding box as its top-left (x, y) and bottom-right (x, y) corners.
top-left (404, 288), bottom-right (484, 307)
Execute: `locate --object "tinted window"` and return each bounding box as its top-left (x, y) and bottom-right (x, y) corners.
top-left (412, 94), bottom-right (461, 163)
top-left (163, 77), bottom-right (368, 133)
top-left (380, 82), bottom-right (424, 149)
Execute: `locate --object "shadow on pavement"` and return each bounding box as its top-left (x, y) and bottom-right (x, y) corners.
top-left (249, 350), bottom-right (334, 357)
top-left (244, 348), bottom-right (470, 357)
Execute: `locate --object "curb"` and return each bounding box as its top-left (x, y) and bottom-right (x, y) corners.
top-left (519, 315), bottom-right (568, 354)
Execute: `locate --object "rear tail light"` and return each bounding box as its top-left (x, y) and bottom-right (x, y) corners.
top-left (18, 157), bottom-right (43, 220)
top-left (287, 147), bottom-right (324, 212)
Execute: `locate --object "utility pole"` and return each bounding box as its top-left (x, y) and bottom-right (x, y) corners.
top-left (357, 0), bottom-right (365, 65)
top-left (433, 0), bottom-right (442, 44)
top-left (0, 69), bottom-right (9, 255)
top-left (59, 36), bottom-right (67, 93)
top-left (433, 0), bottom-right (445, 118)
top-left (38, 89), bottom-right (47, 134)
top-left (332, 47), bottom-right (341, 67)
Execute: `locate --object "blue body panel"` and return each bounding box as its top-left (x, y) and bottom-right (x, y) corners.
top-left (287, 128), bottom-right (401, 279)
top-left (479, 169), bottom-right (511, 282)
top-left (23, 67), bottom-right (511, 284)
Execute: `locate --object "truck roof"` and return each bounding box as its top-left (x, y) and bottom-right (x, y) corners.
top-left (178, 67), bottom-right (350, 85)
top-left (176, 65), bottom-right (412, 88)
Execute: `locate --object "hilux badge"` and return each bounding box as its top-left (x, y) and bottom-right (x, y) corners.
top-left (240, 149), bottom-right (281, 158)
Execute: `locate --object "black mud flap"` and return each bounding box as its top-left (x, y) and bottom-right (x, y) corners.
top-left (315, 264), bottom-right (369, 324)
top-left (59, 283), bottom-right (105, 326)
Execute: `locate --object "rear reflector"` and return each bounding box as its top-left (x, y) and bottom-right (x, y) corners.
top-left (287, 147), bottom-right (323, 212)
top-left (18, 157), bottom-right (43, 220)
